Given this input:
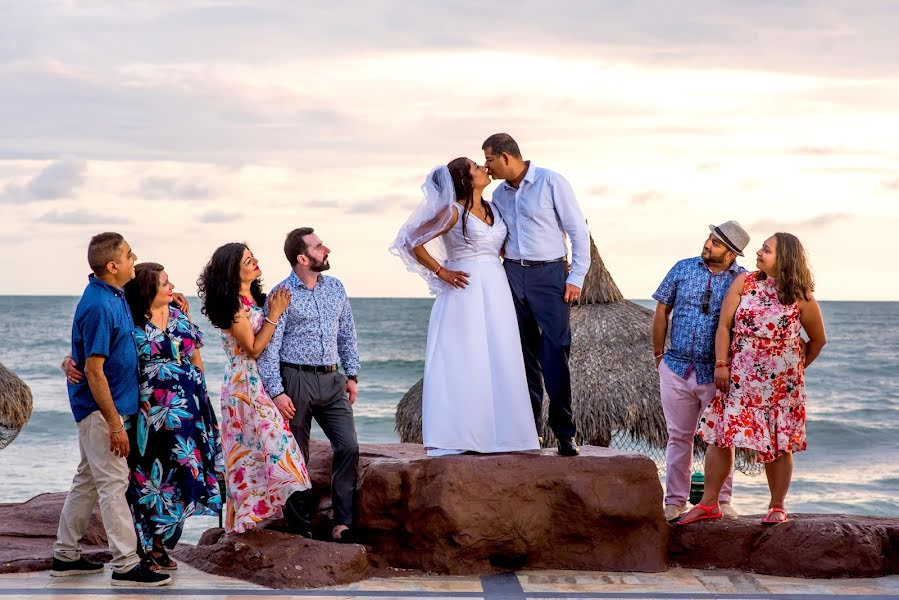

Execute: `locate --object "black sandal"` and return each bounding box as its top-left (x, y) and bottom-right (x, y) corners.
top-left (149, 547), bottom-right (178, 571)
top-left (139, 555), bottom-right (161, 572)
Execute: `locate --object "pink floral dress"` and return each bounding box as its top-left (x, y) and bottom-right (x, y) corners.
top-left (219, 298), bottom-right (311, 533)
top-left (697, 272), bottom-right (807, 463)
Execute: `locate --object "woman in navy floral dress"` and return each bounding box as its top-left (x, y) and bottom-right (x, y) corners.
top-left (123, 263), bottom-right (223, 569)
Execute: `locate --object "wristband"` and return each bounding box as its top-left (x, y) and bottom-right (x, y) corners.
top-left (434, 266), bottom-right (443, 276)
top-left (715, 360), bottom-right (728, 368)
top-left (653, 351), bottom-right (664, 359)
top-left (110, 425), bottom-right (124, 434)
top-left (265, 316), bottom-right (279, 326)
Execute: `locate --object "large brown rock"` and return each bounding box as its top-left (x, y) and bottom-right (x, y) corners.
top-left (172, 527), bottom-right (371, 589)
top-left (669, 513), bottom-right (899, 577)
top-left (309, 442), bottom-right (669, 574)
top-left (0, 492), bottom-right (110, 573)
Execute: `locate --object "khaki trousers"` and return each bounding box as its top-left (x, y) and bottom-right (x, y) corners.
top-left (53, 411), bottom-right (139, 573)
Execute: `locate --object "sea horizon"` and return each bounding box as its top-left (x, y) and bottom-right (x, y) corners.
top-left (1, 296), bottom-right (897, 544)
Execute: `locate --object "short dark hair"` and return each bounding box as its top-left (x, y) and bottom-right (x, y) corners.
top-left (87, 232), bottom-right (125, 275)
top-left (481, 133), bottom-right (522, 159)
top-left (124, 262), bottom-right (164, 327)
top-left (284, 227), bottom-right (315, 266)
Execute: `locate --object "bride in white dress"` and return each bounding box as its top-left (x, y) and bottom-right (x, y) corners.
top-left (390, 158), bottom-right (539, 456)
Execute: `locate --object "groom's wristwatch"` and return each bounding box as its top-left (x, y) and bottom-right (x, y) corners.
top-left (346, 374), bottom-right (358, 383)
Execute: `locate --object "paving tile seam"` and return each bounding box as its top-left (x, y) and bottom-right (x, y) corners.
top-left (2, 591), bottom-right (899, 599)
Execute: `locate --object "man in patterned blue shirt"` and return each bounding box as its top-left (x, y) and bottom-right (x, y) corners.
top-left (259, 227), bottom-right (360, 543)
top-left (652, 220), bottom-right (749, 522)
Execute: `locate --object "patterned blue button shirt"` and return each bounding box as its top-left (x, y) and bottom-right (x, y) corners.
top-left (652, 257), bottom-right (746, 385)
top-left (258, 271), bottom-right (360, 398)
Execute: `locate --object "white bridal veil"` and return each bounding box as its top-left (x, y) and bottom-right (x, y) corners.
top-left (389, 165), bottom-right (457, 295)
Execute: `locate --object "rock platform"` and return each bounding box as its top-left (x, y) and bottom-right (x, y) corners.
top-left (3, 442), bottom-right (897, 588)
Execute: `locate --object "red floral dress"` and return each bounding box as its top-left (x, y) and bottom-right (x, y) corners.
top-left (697, 272), bottom-right (806, 463)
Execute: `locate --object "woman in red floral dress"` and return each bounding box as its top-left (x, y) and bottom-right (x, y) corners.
top-left (678, 233), bottom-right (826, 525)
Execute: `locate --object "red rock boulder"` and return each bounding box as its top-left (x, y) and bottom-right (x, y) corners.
top-left (669, 513), bottom-right (899, 577)
top-left (173, 527), bottom-right (371, 589)
top-left (0, 492), bottom-right (110, 573)
top-left (309, 442), bottom-right (669, 574)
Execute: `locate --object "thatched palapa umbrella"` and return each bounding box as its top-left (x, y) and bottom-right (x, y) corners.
top-left (395, 236), bottom-right (759, 474)
top-left (0, 362), bottom-right (33, 450)
top-left (395, 235), bottom-right (665, 451)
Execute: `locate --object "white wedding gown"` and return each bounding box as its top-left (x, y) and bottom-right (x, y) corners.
top-left (423, 205), bottom-right (540, 456)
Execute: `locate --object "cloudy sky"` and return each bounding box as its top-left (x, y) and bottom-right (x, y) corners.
top-left (2, 1), bottom-right (897, 300)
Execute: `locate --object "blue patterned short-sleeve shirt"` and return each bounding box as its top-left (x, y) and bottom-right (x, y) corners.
top-left (652, 257), bottom-right (746, 385)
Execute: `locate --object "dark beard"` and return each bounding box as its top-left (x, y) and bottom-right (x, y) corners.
top-left (703, 250), bottom-right (727, 266)
top-left (310, 259), bottom-right (330, 273)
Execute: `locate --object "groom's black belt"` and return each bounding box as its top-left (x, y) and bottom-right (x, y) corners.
top-left (281, 362), bottom-right (338, 374)
top-left (504, 257), bottom-right (566, 267)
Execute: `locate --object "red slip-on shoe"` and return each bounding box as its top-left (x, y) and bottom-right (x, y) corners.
top-left (675, 502), bottom-right (724, 525)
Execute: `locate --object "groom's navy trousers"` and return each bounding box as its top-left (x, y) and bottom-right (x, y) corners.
top-left (504, 260), bottom-right (576, 441)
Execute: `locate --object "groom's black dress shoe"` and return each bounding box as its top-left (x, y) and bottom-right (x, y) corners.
top-left (557, 438), bottom-right (580, 456)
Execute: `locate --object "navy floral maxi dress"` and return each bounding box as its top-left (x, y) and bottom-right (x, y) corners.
top-left (126, 306), bottom-right (224, 553)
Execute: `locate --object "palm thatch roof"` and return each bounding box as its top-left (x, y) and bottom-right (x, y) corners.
top-left (0, 362), bottom-right (33, 450)
top-left (395, 236), bottom-right (759, 474)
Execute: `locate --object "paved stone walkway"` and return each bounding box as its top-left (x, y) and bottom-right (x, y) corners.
top-left (2, 563), bottom-right (899, 599)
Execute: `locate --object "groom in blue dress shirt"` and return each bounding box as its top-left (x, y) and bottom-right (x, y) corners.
top-left (484, 133), bottom-right (591, 456)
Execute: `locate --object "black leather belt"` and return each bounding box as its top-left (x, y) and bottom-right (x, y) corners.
top-left (281, 362), bottom-right (338, 374)
top-left (504, 257), bottom-right (566, 267)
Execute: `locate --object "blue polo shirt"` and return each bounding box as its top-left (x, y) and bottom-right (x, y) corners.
top-left (652, 257), bottom-right (746, 385)
top-left (67, 275), bottom-right (139, 422)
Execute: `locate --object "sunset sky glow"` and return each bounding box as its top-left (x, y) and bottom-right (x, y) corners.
top-left (2, 1), bottom-right (897, 299)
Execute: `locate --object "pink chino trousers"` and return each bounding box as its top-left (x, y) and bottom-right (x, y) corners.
top-left (659, 360), bottom-right (733, 506)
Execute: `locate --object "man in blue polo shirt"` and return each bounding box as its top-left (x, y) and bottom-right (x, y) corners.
top-left (652, 221), bottom-right (749, 522)
top-left (51, 232), bottom-right (169, 587)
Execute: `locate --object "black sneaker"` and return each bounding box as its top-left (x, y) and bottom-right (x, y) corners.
top-left (110, 563), bottom-right (172, 587)
top-left (50, 557), bottom-right (104, 577)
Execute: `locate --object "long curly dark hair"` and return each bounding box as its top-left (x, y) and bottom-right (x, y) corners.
top-left (447, 157), bottom-right (491, 242)
top-left (197, 242), bottom-right (267, 330)
top-left (124, 262), bottom-right (164, 327)
top-left (759, 232), bottom-right (815, 305)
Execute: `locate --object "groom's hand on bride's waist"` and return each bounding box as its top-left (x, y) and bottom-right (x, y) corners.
top-left (564, 283), bottom-right (581, 303)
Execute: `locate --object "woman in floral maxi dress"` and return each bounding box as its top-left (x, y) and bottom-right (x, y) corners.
top-left (198, 243), bottom-right (312, 535)
top-left (123, 263), bottom-right (223, 570)
top-left (678, 233), bottom-right (826, 526)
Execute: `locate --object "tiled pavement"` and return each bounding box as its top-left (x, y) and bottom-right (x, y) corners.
top-left (2, 563), bottom-right (899, 599)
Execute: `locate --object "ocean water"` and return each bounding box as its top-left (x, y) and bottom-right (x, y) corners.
top-left (0, 297), bottom-right (897, 543)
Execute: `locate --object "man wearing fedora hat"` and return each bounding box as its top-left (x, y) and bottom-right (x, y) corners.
top-left (652, 220), bottom-right (750, 522)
